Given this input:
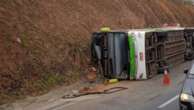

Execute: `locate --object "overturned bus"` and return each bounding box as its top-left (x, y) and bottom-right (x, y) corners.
top-left (91, 27), bottom-right (186, 80)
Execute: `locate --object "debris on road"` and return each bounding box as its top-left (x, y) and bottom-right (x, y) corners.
top-left (104, 79), bottom-right (119, 84)
top-left (86, 67), bottom-right (97, 83)
top-left (62, 84), bottom-right (128, 99)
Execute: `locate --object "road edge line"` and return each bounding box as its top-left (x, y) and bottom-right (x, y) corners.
top-left (157, 95), bottom-right (179, 109)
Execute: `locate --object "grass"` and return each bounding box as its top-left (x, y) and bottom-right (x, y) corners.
top-left (0, 65), bottom-right (81, 105)
top-left (20, 32), bottom-right (29, 48)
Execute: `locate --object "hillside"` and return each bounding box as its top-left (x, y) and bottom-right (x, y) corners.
top-left (1, 0), bottom-right (194, 104)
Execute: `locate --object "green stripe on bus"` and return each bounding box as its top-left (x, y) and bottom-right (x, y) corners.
top-left (128, 35), bottom-right (136, 80)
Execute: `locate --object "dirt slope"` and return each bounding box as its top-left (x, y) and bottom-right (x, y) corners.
top-left (0, 0), bottom-right (194, 103)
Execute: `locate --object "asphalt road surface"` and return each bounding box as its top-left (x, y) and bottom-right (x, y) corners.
top-left (6, 61), bottom-right (193, 110)
top-left (139, 85), bottom-right (181, 110)
top-left (58, 82), bottom-right (182, 110)
top-left (63, 61), bottom-right (192, 110)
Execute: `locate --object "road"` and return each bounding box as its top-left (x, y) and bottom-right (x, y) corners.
top-left (62, 82), bottom-right (182, 110)
top-left (139, 85), bottom-right (181, 110)
top-left (62, 61), bottom-right (192, 110)
top-left (4, 60), bottom-right (193, 110)
top-left (59, 62), bottom-right (192, 110)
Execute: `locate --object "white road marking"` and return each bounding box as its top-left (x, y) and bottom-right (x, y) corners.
top-left (157, 95), bottom-right (179, 109)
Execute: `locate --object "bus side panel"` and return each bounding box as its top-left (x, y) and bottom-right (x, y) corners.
top-left (128, 34), bottom-right (136, 80)
top-left (128, 32), bottom-right (147, 80)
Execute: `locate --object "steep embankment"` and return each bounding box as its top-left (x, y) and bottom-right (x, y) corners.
top-left (0, 0), bottom-right (194, 103)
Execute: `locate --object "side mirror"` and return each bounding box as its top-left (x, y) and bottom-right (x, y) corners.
top-left (184, 69), bottom-right (189, 74)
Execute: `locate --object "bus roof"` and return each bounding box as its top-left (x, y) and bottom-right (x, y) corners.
top-left (95, 27), bottom-right (186, 33)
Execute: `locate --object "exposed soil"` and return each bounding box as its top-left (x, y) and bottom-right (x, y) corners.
top-left (0, 0), bottom-right (194, 104)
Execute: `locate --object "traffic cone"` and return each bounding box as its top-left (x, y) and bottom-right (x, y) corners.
top-left (163, 69), bottom-right (171, 86)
